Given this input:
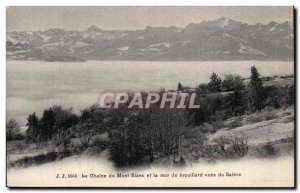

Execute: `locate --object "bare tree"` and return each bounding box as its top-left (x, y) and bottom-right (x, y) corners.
top-left (6, 119), bottom-right (20, 140)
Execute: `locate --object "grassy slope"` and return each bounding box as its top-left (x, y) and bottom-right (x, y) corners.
top-left (207, 107), bottom-right (294, 145)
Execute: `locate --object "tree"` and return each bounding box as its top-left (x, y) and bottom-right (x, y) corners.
top-left (40, 108), bottom-right (56, 141)
top-left (25, 106), bottom-right (79, 143)
top-left (25, 113), bottom-right (39, 142)
top-left (6, 119), bottom-right (20, 141)
top-left (177, 82), bottom-right (183, 91)
top-left (51, 105), bottom-right (79, 132)
top-left (248, 66), bottom-right (263, 112)
top-left (224, 90), bottom-right (247, 116)
top-left (107, 108), bottom-right (190, 168)
top-left (288, 85), bottom-right (295, 105)
top-left (222, 74), bottom-right (245, 91)
top-left (208, 72), bottom-right (222, 92)
top-left (197, 83), bottom-right (210, 94)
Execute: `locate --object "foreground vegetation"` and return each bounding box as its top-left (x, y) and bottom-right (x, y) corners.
top-left (7, 66), bottom-right (294, 168)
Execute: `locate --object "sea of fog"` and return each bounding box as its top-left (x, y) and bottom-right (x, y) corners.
top-left (7, 61), bottom-right (294, 126)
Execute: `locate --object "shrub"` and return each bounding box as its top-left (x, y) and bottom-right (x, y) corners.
top-left (74, 129), bottom-right (94, 150)
top-left (173, 156), bottom-right (186, 167)
top-left (209, 111), bottom-right (226, 132)
top-left (227, 117), bottom-right (243, 129)
top-left (6, 119), bottom-right (21, 141)
top-left (264, 111), bottom-right (279, 121)
top-left (229, 135), bottom-right (249, 158)
top-left (282, 115), bottom-right (294, 123)
top-left (79, 135), bottom-right (92, 150)
top-left (256, 142), bottom-right (279, 158)
top-left (282, 111), bottom-right (292, 116)
top-left (52, 129), bottom-right (71, 149)
top-left (247, 110), bottom-right (278, 124)
top-left (213, 134), bottom-right (249, 159)
top-left (59, 148), bottom-right (72, 159)
top-left (14, 133), bottom-right (26, 140)
top-left (198, 144), bottom-right (219, 161)
top-left (90, 137), bottom-right (110, 155)
top-left (263, 106), bottom-right (275, 112)
top-left (199, 123), bottom-right (214, 133)
top-left (198, 83), bottom-right (210, 94)
top-left (222, 74), bottom-right (245, 92)
top-left (184, 127), bottom-right (207, 145)
top-left (10, 151), bottom-right (59, 168)
top-left (211, 119), bottom-right (224, 132)
top-left (247, 114), bottom-right (264, 124)
top-left (36, 141), bottom-right (50, 149)
top-left (69, 144), bottom-right (85, 154)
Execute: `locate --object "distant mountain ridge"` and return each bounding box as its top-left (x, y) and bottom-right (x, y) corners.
top-left (6, 17), bottom-right (294, 61)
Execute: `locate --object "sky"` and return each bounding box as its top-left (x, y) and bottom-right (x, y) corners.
top-left (7, 6), bottom-right (293, 31)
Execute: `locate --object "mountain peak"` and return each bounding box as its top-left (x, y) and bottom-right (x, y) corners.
top-left (216, 17), bottom-right (231, 27)
top-left (267, 21), bottom-right (278, 26)
top-left (6, 18), bottom-right (293, 62)
top-left (43, 28), bottom-right (66, 35)
top-left (198, 17), bottom-right (241, 29)
top-left (281, 21), bottom-right (293, 29)
top-left (87, 25), bottom-right (102, 32)
top-left (217, 17), bottom-right (230, 21)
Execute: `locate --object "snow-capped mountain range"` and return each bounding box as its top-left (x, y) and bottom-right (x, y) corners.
top-left (6, 17), bottom-right (294, 61)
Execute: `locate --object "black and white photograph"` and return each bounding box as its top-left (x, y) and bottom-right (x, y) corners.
top-left (5, 6), bottom-right (295, 188)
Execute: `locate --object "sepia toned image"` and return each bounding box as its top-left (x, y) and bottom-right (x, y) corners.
top-left (6, 6), bottom-right (295, 188)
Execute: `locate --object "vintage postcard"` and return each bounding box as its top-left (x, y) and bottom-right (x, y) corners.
top-left (6, 6), bottom-right (295, 188)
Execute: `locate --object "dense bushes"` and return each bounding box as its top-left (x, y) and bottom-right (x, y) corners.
top-left (227, 117), bottom-right (243, 129)
top-left (246, 108), bottom-right (279, 124)
top-left (108, 108), bottom-right (191, 168)
top-left (6, 119), bottom-right (21, 141)
top-left (9, 151), bottom-right (59, 168)
top-left (16, 66), bottom-right (294, 168)
top-left (195, 135), bottom-right (249, 161)
top-left (26, 106), bottom-right (79, 143)
top-left (193, 68), bottom-right (294, 128)
top-left (222, 74), bottom-right (245, 91)
top-left (8, 150), bottom-right (73, 168)
top-left (256, 142), bottom-right (280, 158)
top-left (213, 135), bottom-right (249, 159)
